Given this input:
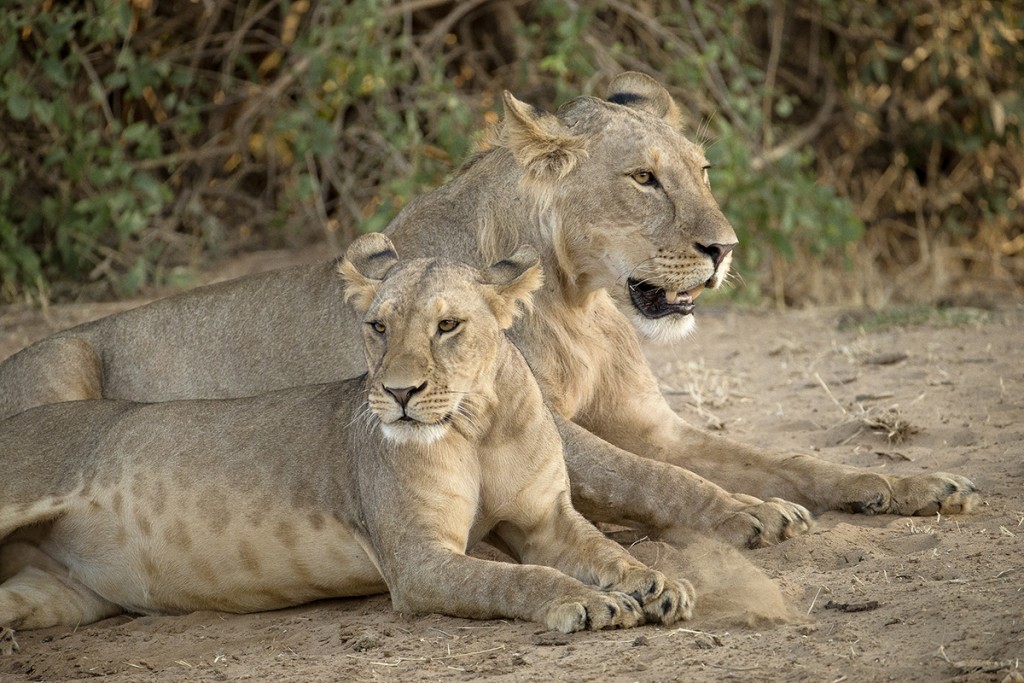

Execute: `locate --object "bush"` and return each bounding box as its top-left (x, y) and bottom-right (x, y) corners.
top-left (1, 0), bottom-right (1020, 305)
top-left (0, 0), bottom-right (476, 301)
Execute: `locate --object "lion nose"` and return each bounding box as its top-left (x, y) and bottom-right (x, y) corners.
top-left (384, 382), bottom-right (426, 409)
top-left (695, 242), bottom-right (737, 269)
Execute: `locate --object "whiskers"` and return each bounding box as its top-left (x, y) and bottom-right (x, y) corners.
top-left (357, 385), bottom-right (496, 446)
top-left (695, 112), bottom-right (720, 153)
top-left (624, 256), bottom-right (705, 294)
top-left (620, 257), bottom-right (661, 289)
top-left (345, 401), bottom-right (379, 439)
top-left (718, 267), bottom-right (743, 290)
top-left (449, 391), bottom-right (491, 440)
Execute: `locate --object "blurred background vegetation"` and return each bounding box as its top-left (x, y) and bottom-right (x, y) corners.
top-left (1, 0), bottom-right (1021, 306)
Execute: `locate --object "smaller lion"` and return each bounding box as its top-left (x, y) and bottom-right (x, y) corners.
top-left (0, 234), bottom-right (693, 653)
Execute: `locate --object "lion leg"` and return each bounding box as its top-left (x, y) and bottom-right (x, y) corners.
top-left (670, 425), bottom-right (981, 517)
top-left (0, 494), bottom-right (124, 646)
top-left (578, 392), bottom-right (980, 519)
top-left (0, 541), bottom-right (123, 635)
top-left (490, 494), bottom-right (694, 625)
top-left (382, 548), bottom-right (643, 633)
top-left (557, 416), bottom-right (812, 549)
top-left (0, 337), bottom-right (102, 419)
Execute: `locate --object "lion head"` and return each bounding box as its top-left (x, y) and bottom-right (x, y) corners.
top-left (490, 72), bottom-right (737, 342)
top-left (339, 233), bottom-right (542, 445)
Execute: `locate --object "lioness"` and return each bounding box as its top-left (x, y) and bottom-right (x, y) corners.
top-left (0, 235), bottom-right (692, 654)
top-left (0, 72), bottom-right (977, 549)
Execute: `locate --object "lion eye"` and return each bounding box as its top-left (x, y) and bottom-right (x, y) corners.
top-left (702, 165), bottom-right (712, 188)
top-left (630, 170), bottom-right (658, 187)
top-left (369, 321), bottom-right (386, 334)
top-left (437, 319), bottom-right (459, 333)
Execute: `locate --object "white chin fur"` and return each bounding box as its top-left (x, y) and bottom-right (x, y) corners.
top-left (631, 313), bottom-right (696, 344)
top-left (380, 422), bottom-right (448, 446)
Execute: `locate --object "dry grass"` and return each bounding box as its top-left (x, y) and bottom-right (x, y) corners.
top-left (661, 359), bottom-right (743, 430)
top-left (815, 372), bottom-right (919, 445)
top-left (853, 405), bottom-right (918, 445)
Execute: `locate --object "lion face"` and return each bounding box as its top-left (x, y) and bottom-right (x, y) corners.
top-left (499, 72), bottom-right (737, 342)
top-left (359, 261), bottom-right (503, 447)
top-left (339, 235), bottom-right (541, 446)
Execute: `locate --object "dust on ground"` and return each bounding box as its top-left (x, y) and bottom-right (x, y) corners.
top-left (0, 251), bottom-right (1021, 683)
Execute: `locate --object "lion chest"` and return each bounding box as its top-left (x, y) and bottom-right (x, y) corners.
top-left (374, 439), bottom-right (486, 551)
top-left (35, 473), bottom-right (385, 615)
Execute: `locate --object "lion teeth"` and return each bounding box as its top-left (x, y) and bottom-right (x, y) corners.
top-left (664, 285), bottom-right (708, 305)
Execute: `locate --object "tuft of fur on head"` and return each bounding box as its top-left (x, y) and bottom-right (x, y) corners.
top-left (499, 91), bottom-right (588, 183)
top-left (338, 233), bottom-right (401, 312)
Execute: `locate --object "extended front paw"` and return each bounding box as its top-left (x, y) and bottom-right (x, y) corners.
top-left (609, 568), bottom-right (694, 625)
top-left (714, 495), bottom-right (814, 549)
top-left (888, 472), bottom-right (980, 516)
top-left (544, 591), bottom-right (643, 633)
top-left (837, 472), bottom-right (980, 516)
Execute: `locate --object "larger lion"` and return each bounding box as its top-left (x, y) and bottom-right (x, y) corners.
top-left (0, 72), bottom-right (978, 548)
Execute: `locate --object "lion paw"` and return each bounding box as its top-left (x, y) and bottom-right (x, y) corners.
top-left (892, 472), bottom-right (980, 516)
top-left (715, 496), bottom-right (814, 549)
top-left (837, 472), bottom-right (980, 516)
top-left (611, 569), bottom-right (694, 625)
top-left (1, 627), bottom-right (19, 656)
top-left (544, 591), bottom-right (643, 633)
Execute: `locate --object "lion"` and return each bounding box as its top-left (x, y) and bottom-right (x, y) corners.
top-left (0, 234), bottom-right (693, 654)
top-left (0, 72), bottom-right (978, 551)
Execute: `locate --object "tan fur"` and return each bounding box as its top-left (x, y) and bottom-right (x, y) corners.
top-left (0, 238), bottom-right (693, 646)
top-left (0, 73), bottom-right (979, 554)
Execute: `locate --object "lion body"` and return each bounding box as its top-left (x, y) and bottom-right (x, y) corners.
top-left (0, 241), bottom-right (692, 638)
top-left (0, 386), bottom-right (384, 618)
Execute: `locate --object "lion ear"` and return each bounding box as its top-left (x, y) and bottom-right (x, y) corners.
top-left (337, 233), bottom-right (400, 312)
top-left (480, 245), bottom-right (543, 329)
top-left (606, 71), bottom-right (681, 128)
top-left (500, 91), bottom-right (587, 181)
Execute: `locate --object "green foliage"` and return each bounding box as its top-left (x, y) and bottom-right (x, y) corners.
top-left (0, 3), bottom-right (172, 300)
top-left (816, 0), bottom-right (1023, 291)
top-left (0, 0), bottom-right (482, 302)
top-left (710, 128), bottom-right (864, 298)
top-left (1, 0), bottom-right (1019, 304)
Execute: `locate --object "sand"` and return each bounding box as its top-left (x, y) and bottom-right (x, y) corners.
top-left (1, 256), bottom-right (1021, 682)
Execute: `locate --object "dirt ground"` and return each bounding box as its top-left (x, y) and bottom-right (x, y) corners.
top-left (0, 249), bottom-right (1021, 683)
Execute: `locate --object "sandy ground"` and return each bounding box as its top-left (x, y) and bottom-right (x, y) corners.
top-left (0, 252), bottom-right (1021, 683)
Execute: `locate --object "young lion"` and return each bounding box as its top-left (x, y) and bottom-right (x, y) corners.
top-left (0, 234), bottom-right (692, 654)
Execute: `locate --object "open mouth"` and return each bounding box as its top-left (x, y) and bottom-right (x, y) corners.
top-left (627, 279), bottom-right (706, 319)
